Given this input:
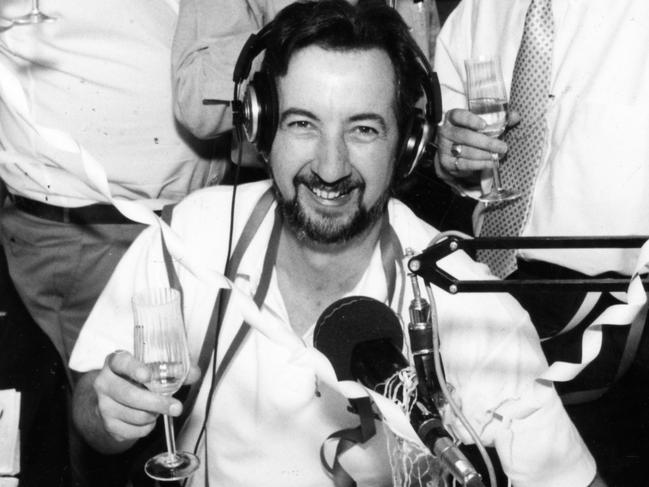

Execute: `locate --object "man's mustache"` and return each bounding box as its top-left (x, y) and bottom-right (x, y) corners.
top-left (294, 174), bottom-right (364, 195)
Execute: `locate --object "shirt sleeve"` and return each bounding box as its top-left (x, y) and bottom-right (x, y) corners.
top-left (69, 225), bottom-right (168, 372)
top-left (171, 0), bottom-right (265, 139)
top-left (435, 251), bottom-right (596, 487)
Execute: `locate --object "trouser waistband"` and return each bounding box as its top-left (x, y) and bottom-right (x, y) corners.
top-left (10, 195), bottom-right (160, 224)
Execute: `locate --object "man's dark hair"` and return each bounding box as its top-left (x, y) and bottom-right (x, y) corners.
top-left (261, 0), bottom-right (425, 129)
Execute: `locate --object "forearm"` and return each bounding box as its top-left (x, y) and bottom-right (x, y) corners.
top-left (72, 370), bottom-right (137, 455)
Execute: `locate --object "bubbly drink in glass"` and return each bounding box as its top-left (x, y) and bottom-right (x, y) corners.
top-left (465, 57), bottom-right (521, 204)
top-left (133, 287), bottom-right (199, 482)
top-left (468, 98), bottom-right (509, 137)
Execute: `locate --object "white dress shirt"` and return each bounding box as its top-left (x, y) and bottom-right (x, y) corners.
top-left (70, 181), bottom-right (595, 487)
top-left (0, 0), bottom-right (219, 209)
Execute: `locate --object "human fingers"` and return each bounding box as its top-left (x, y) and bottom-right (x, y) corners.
top-left (105, 349), bottom-right (150, 384)
top-left (444, 108), bottom-right (489, 132)
top-left (102, 350), bottom-right (182, 415)
top-left (507, 110), bottom-right (521, 127)
top-left (96, 393), bottom-right (160, 443)
top-left (445, 138), bottom-right (501, 166)
top-left (93, 351), bottom-right (183, 442)
top-left (439, 113), bottom-right (508, 155)
top-left (436, 124), bottom-right (505, 177)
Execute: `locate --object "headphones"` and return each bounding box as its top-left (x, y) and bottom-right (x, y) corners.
top-left (231, 19), bottom-right (442, 179)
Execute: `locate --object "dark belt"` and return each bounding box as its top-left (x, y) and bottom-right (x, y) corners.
top-left (11, 195), bottom-right (161, 224)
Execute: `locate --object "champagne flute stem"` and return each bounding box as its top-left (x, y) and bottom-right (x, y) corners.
top-left (491, 155), bottom-right (503, 192)
top-left (163, 414), bottom-right (179, 461)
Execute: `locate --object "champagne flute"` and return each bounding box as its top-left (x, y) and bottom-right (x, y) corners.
top-left (133, 288), bottom-right (199, 482)
top-left (464, 57), bottom-right (521, 204)
top-left (13, 0), bottom-right (56, 25)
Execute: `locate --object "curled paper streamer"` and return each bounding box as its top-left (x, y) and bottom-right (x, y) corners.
top-left (539, 240), bottom-right (649, 384)
top-left (491, 241), bottom-right (649, 426)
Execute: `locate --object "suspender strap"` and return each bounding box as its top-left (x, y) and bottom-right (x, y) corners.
top-left (204, 206), bottom-right (281, 410)
top-left (195, 189), bottom-right (275, 381)
top-left (200, 208), bottom-right (281, 485)
top-left (161, 204), bottom-right (181, 292)
top-left (176, 188), bottom-right (276, 430)
top-left (379, 214), bottom-right (405, 309)
top-left (160, 204), bottom-right (189, 322)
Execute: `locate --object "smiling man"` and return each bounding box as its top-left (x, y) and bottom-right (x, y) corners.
top-left (70, 1), bottom-right (600, 486)
top-left (270, 44), bottom-right (402, 336)
top-left (271, 46), bottom-right (396, 248)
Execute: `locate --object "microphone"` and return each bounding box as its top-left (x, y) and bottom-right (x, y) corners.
top-left (313, 296), bottom-right (485, 487)
top-left (406, 268), bottom-right (439, 405)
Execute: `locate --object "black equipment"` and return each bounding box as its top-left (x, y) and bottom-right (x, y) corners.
top-left (407, 271), bottom-right (440, 406)
top-left (230, 15), bottom-right (442, 178)
top-left (408, 234), bottom-right (649, 293)
top-left (313, 296), bottom-right (485, 487)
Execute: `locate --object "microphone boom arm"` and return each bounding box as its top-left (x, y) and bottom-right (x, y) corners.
top-left (408, 235), bottom-right (649, 293)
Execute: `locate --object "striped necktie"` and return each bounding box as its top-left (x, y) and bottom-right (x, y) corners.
top-left (477, 0), bottom-right (554, 278)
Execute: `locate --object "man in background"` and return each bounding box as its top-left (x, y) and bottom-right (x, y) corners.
top-left (434, 1), bottom-right (649, 481)
top-left (0, 0), bottom-right (222, 484)
top-left (434, 0), bottom-right (649, 391)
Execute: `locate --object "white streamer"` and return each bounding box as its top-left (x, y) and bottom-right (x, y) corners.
top-left (540, 240), bottom-right (649, 383)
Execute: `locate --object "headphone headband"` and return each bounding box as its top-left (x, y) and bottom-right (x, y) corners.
top-left (231, 16), bottom-right (441, 175)
top-left (232, 22), bottom-right (275, 85)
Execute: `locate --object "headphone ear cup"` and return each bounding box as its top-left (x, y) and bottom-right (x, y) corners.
top-left (248, 71), bottom-right (278, 156)
top-left (395, 109), bottom-right (430, 179)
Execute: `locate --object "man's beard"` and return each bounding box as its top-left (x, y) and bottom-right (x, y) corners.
top-left (274, 174), bottom-right (391, 245)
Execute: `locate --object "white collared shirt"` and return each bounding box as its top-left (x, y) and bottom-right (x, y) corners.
top-left (0, 0), bottom-right (218, 208)
top-left (70, 181), bottom-right (595, 486)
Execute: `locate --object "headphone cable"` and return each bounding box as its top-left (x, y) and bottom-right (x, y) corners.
top-left (183, 131), bottom-right (243, 487)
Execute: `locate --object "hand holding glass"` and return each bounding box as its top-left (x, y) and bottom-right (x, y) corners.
top-left (133, 288), bottom-right (199, 482)
top-left (464, 57), bottom-right (521, 204)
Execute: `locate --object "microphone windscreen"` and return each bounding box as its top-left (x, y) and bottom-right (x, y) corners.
top-left (313, 296), bottom-right (403, 381)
